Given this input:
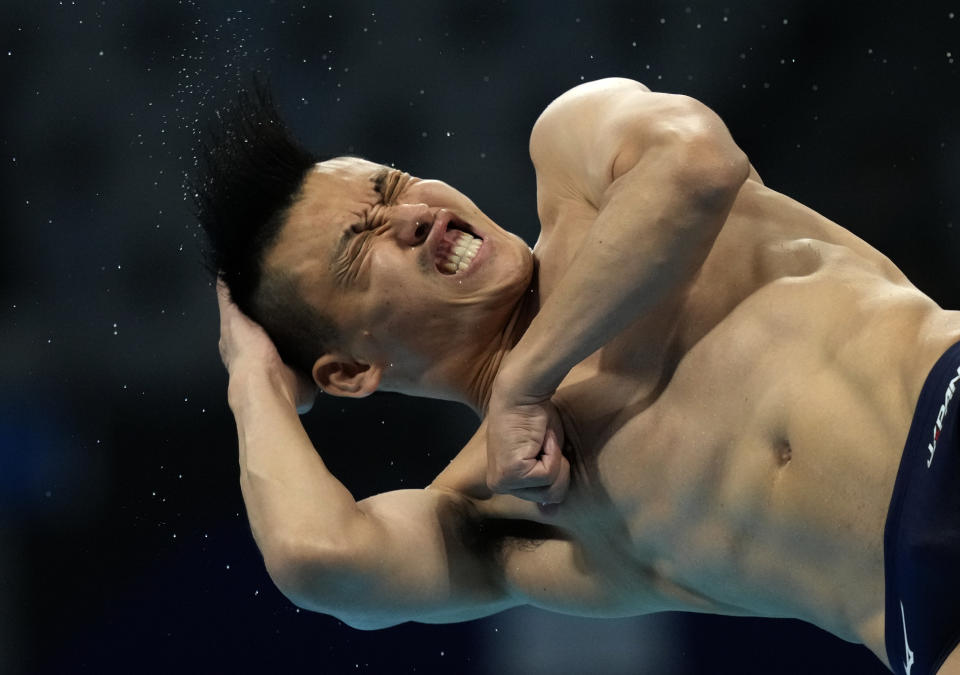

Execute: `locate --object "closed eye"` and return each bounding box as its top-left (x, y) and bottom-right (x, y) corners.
top-left (333, 226), bottom-right (372, 285)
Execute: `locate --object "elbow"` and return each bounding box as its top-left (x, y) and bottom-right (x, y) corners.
top-left (673, 126), bottom-right (749, 202)
top-left (656, 97), bottom-right (751, 201)
top-left (658, 137), bottom-right (748, 217)
top-left (685, 142), bottom-right (750, 206)
top-left (264, 550), bottom-right (312, 608)
top-left (262, 538), bottom-right (358, 613)
top-left (262, 540), bottom-right (321, 608)
top-left (262, 538), bottom-right (396, 631)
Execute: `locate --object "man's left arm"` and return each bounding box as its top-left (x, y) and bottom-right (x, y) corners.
top-left (486, 78), bottom-right (749, 502)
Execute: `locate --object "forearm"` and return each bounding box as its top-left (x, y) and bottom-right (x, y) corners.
top-left (228, 366), bottom-right (362, 566)
top-left (507, 139), bottom-right (748, 397)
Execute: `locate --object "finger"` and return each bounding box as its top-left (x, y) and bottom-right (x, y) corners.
top-left (487, 409), bottom-right (564, 492)
top-left (528, 434), bottom-right (563, 480)
top-left (547, 404), bottom-right (565, 452)
top-left (537, 426), bottom-right (570, 503)
top-left (216, 281), bottom-right (236, 326)
top-left (487, 455), bottom-right (555, 493)
top-left (509, 466), bottom-right (568, 505)
top-left (508, 457), bottom-right (569, 505)
top-left (488, 437), bottom-right (564, 493)
top-left (216, 278), bottom-right (230, 306)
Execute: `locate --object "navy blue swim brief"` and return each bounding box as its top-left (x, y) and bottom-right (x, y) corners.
top-left (885, 340), bottom-right (960, 675)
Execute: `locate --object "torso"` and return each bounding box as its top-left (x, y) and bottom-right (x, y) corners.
top-left (433, 179), bottom-right (960, 665)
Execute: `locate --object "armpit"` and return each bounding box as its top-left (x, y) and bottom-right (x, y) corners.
top-left (474, 517), bottom-right (569, 561)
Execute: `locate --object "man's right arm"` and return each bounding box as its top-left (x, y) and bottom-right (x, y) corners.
top-left (219, 286), bottom-right (516, 628)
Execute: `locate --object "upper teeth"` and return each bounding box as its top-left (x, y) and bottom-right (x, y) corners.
top-left (441, 231), bottom-right (481, 273)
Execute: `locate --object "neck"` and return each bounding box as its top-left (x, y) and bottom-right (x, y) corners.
top-left (462, 273), bottom-right (540, 416)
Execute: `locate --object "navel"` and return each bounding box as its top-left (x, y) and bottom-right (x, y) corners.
top-left (775, 439), bottom-right (793, 467)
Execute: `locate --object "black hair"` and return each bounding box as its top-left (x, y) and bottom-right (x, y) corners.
top-left (190, 77), bottom-right (338, 375)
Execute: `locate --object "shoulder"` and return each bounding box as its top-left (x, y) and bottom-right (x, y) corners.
top-left (532, 77), bottom-right (652, 128)
top-left (529, 79), bottom-right (717, 205)
top-left (529, 78), bottom-right (651, 169)
top-left (528, 78), bottom-right (713, 164)
top-left (542, 77), bottom-right (652, 105)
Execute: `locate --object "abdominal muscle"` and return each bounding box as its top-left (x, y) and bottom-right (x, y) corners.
top-left (469, 183), bottom-right (960, 665)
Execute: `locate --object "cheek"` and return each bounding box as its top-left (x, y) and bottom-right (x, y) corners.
top-left (368, 246), bottom-right (402, 281)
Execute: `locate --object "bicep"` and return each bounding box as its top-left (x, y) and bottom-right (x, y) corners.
top-left (278, 488), bottom-right (517, 629)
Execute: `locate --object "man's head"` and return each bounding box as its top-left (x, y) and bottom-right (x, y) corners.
top-left (192, 82), bottom-right (337, 376)
top-left (195, 83), bottom-right (534, 403)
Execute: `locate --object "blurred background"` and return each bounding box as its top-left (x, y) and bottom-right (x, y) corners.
top-left (2, 1), bottom-right (958, 673)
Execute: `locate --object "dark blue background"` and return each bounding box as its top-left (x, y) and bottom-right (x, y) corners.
top-left (2, 1), bottom-right (958, 673)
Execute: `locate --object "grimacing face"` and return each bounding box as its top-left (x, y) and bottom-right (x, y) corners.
top-left (266, 157), bottom-right (535, 399)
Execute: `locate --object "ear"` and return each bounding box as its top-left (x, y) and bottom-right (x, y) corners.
top-left (311, 352), bottom-right (382, 398)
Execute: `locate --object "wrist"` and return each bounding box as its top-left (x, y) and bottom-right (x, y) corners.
top-left (495, 352), bottom-right (563, 405)
top-left (227, 362), bottom-right (298, 414)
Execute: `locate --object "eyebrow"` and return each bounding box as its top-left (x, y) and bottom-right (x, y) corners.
top-left (330, 169), bottom-right (391, 268)
top-left (371, 167), bottom-right (389, 195)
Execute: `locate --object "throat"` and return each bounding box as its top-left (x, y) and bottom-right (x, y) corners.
top-left (467, 272), bottom-right (540, 415)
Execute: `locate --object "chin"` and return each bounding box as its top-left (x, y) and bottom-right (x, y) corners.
top-left (500, 234), bottom-right (536, 297)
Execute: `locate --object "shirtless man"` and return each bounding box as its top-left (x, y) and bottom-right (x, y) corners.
top-left (201, 78), bottom-right (960, 674)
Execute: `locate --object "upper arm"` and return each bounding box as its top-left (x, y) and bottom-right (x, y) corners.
top-left (270, 487), bottom-right (518, 629)
top-left (530, 78), bottom-right (750, 216)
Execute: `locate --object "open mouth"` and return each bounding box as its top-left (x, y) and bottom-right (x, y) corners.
top-left (435, 222), bottom-right (483, 274)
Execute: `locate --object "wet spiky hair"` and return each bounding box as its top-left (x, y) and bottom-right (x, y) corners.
top-left (191, 77), bottom-right (337, 374)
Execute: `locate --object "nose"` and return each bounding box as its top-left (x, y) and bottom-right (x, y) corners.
top-left (390, 204), bottom-right (433, 247)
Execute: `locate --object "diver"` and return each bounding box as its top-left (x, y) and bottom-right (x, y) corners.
top-left (199, 78), bottom-right (960, 675)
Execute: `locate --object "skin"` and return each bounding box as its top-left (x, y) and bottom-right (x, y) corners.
top-left (219, 78), bottom-right (960, 673)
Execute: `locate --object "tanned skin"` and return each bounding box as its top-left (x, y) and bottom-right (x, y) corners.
top-left (217, 78), bottom-right (960, 673)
